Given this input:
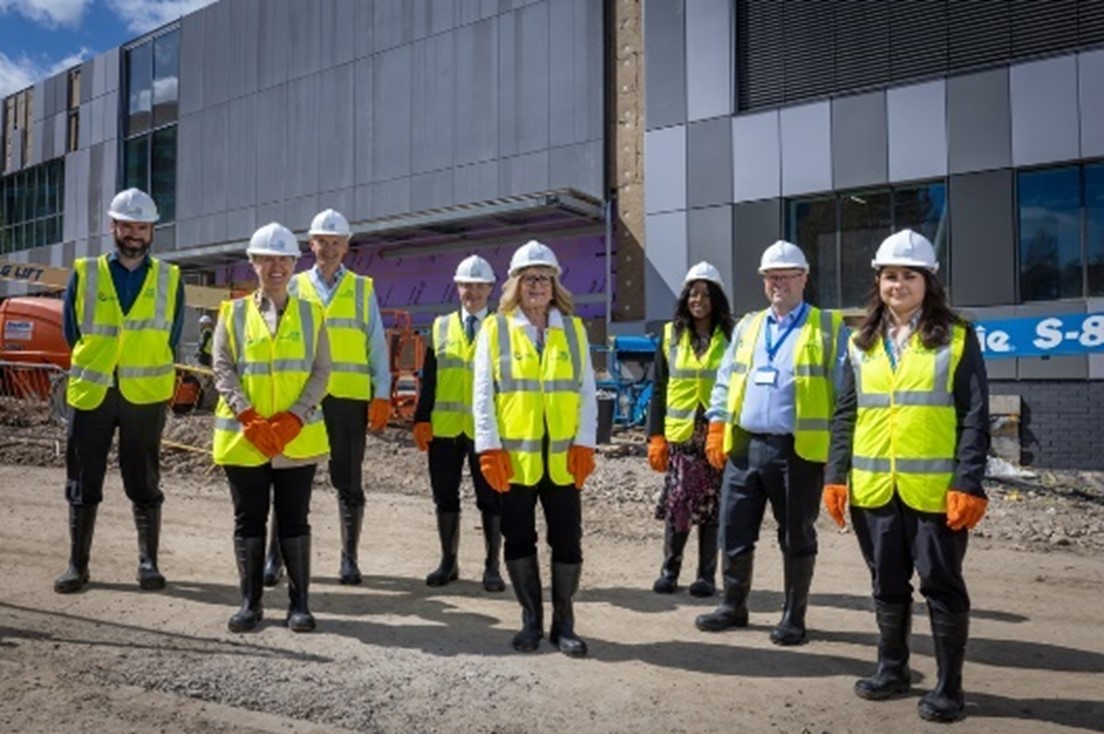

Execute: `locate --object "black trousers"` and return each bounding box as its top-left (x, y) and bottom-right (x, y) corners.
top-left (850, 492), bottom-right (971, 615)
top-left (321, 395), bottom-right (368, 506)
top-left (427, 434), bottom-right (500, 515)
top-left (719, 433), bottom-right (823, 560)
top-left (224, 464), bottom-right (315, 539)
top-left (500, 475), bottom-right (582, 564)
top-left (64, 387), bottom-right (167, 509)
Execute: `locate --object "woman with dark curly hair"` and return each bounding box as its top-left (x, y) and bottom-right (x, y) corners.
top-left (647, 262), bottom-right (735, 597)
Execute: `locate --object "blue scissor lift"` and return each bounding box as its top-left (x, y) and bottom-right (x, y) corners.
top-left (593, 334), bottom-right (660, 433)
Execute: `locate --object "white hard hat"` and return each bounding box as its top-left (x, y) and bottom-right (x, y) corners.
top-left (108, 188), bottom-right (159, 223)
top-left (198, 314), bottom-right (213, 325)
top-left (683, 261), bottom-right (725, 289)
top-left (759, 240), bottom-right (810, 273)
top-left (308, 208), bottom-right (351, 237)
top-left (872, 229), bottom-right (939, 273)
top-left (247, 222), bottom-right (301, 257)
top-left (508, 239), bottom-right (561, 277)
top-left (454, 255), bottom-right (496, 283)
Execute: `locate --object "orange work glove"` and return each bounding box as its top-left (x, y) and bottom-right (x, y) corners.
top-left (946, 490), bottom-right (988, 531)
top-left (479, 449), bottom-right (514, 493)
top-left (822, 484), bottom-right (849, 528)
top-left (412, 422), bottom-right (433, 452)
top-left (705, 421), bottom-right (727, 470)
top-left (567, 445), bottom-right (596, 490)
top-left (647, 435), bottom-right (669, 473)
top-left (269, 412), bottom-right (302, 453)
top-left (237, 408), bottom-right (281, 458)
top-left (368, 397), bottom-right (391, 432)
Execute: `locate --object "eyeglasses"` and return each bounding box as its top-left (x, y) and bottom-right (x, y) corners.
top-left (763, 272), bottom-right (805, 284)
top-left (521, 274), bottom-right (554, 286)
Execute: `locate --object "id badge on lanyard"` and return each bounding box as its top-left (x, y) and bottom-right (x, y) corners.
top-left (754, 366), bottom-right (779, 386)
top-left (760, 303), bottom-right (805, 388)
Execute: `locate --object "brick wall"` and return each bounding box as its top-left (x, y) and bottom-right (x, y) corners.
top-left (990, 380), bottom-right (1104, 470)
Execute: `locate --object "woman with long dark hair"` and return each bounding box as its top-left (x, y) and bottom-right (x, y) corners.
top-left (647, 262), bottom-right (735, 596)
top-left (823, 229), bottom-right (990, 723)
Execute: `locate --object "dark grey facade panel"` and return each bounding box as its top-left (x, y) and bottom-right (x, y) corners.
top-left (550, 0), bottom-right (603, 147)
top-left (285, 194), bottom-right (321, 233)
top-left (643, 0), bottom-right (687, 130)
top-left (948, 169), bottom-right (1015, 307)
top-left (459, 0), bottom-right (498, 25)
top-left (688, 205), bottom-right (733, 293)
top-left (201, 104), bottom-right (230, 217)
top-left (371, 176), bottom-right (412, 217)
top-left (257, 199), bottom-right (287, 229)
top-left (227, 0), bottom-right (261, 101)
top-left (549, 140), bottom-right (602, 199)
top-left (947, 68), bottom-right (1011, 175)
top-left (179, 11), bottom-right (204, 115)
top-left (254, 83), bottom-right (289, 204)
top-left (454, 160), bottom-right (498, 204)
top-left (412, 33), bottom-right (456, 175)
top-left (414, 0), bottom-right (457, 39)
top-left (88, 142), bottom-right (104, 238)
top-left (353, 57), bottom-right (376, 186)
top-left (686, 116), bottom-right (732, 209)
top-left (499, 150), bottom-right (549, 196)
top-left (831, 91), bottom-right (888, 190)
top-left (374, 0), bottom-right (415, 52)
top-left (200, 211), bottom-right (228, 247)
top-left (288, 0), bottom-right (323, 82)
top-left (320, 0), bottom-right (357, 69)
top-left (175, 115), bottom-right (202, 221)
top-left (372, 44), bottom-right (413, 181)
top-left (354, 0), bottom-right (377, 58)
top-left (201, 0), bottom-right (232, 107)
top-left (685, 0), bottom-right (733, 122)
top-left (411, 169), bottom-right (455, 210)
top-left (288, 76), bottom-right (321, 199)
top-left (454, 18), bottom-right (499, 166)
top-left (498, 2), bottom-right (550, 157)
top-left (226, 95), bottom-right (257, 211)
top-left (80, 58), bottom-right (93, 104)
top-left (225, 206), bottom-right (257, 242)
top-left (732, 198), bottom-right (782, 316)
top-left (317, 64), bottom-right (356, 195)
top-left (1082, 50), bottom-right (1104, 158)
top-left (258, 0), bottom-right (292, 89)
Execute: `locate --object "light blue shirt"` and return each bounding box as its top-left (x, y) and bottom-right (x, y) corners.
top-left (706, 302), bottom-right (848, 435)
top-left (308, 264), bottom-right (347, 306)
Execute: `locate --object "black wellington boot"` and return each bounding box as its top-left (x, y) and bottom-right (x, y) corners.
top-left (550, 562), bottom-right (588, 658)
top-left (770, 554), bottom-right (816, 645)
top-left (425, 511), bottom-right (460, 587)
top-left (262, 516), bottom-right (283, 587)
top-left (854, 600), bottom-right (912, 700)
top-left (281, 536), bottom-right (316, 632)
top-left (695, 553), bottom-right (753, 632)
top-left (481, 514), bottom-right (506, 592)
top-left (338, 500), bottom-right (364, 585)
top-left (688, 523), bottom-right (718, 597)
top-left (652, 521), bottom-right (689, 594)
top-left (504, 556), bottom-right (543, 652)
top-left (918, 609), bottom-right (969, 722)
top-left (227, 537), bottom-right (265, 632)
top-left (133, 505), bottom-right (167, 591)
top-left (54, 505), bottom-right (98, 594)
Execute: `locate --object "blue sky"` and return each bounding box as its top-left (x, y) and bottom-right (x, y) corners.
top-left (0, 0), bottom-right (217, 97)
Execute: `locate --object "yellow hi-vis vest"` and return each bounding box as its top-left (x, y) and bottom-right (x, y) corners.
top-left (289, 270), bottom-right (376, 400)
top-left (663, 322), bottom-right (728, 443)
top-left (722, 306), bottom-right (843, 462)
top-left (486, 311), bottom-right (587, 486)
top-left (67, 255), bottom-right (180, 410)
top-left (212, 296), bottom-right (330, 467)
top-left (431, 312), bottom-right (478, 439)
top-left (849, 324), bottom-right (967, 513)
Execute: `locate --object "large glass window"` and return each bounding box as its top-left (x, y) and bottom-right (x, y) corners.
top-left (840, 191), bottom-right (892, 308)
top-left (0, 159), bottom-right (65, 253)
top-left (1019, 167), bottom-right (1084, 301)
top-left (1086, 163), bottom-right (1104, 297)
top-left (787, 197), bottom-right (837, 308)
top-left (123, 28), bottom-right (178, 223)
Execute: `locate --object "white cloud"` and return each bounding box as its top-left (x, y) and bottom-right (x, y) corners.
top-left (106, 0), bottom-right (218, 34)
top-left (0, 0), bottom-right (89, 28)
top-left (0, 48), bottom-right (90, 98)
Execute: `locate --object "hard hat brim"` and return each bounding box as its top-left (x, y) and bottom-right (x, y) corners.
top-left (109, 212), bottom-right (159, 224)
top-left (871, 258), bottom-right (939, 273)
top-left (758, 265), bottom-right (809, 275)
top-left (454, 276), bottom-right (495, 284)
top-left (308, 229), bottom-right (351, 237)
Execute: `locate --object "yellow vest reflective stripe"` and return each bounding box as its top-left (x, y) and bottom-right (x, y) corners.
top-left (212, 296), bottom-right (330, 466)
top-left (849, 324), bottom-right (966, 513)
top-left (663, 322), bottom-right (728, 443)
top-left (431, 312), bottom-right (476, 438)
top-left (289, 271), bottom-right (375, 399)
top-left (67, 255), bottom-right (180, 409)
top-left (487, 312), bottom-right (585, 486)
top-left (722, 306), bottom-right (841, 462)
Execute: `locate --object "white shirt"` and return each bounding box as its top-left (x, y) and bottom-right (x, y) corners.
top-left (473, 307), bottom-right (597, 453)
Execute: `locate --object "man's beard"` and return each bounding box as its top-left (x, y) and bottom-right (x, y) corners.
top-left (115, 235), bottom-right (151, 259)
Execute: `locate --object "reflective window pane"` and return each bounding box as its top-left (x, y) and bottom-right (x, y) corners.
top-left (840, 190), bottom-right (892, 309)
top-left (151, 126), bottom-right (176, 223)
top-left (125, 135), bottom-right (150, 192)
top-left (127, 42), bottom-right (153, 135)
top-left (788, 197), bottom-right (838, 308)
top-left (893, 181), bottom-right (948, 265)
top-left (153, 30), bottom-right (179, 128)
top-left (1019, 167), bottom-right (1082, 301)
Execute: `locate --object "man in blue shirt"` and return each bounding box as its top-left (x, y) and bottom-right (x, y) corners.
top-left (54, 188), bottom-right (184, 595)
top-left (696, 240), bottom-right (847, 646)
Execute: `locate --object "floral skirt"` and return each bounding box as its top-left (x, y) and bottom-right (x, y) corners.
top-left (655, 419), bottom-right (721, 532)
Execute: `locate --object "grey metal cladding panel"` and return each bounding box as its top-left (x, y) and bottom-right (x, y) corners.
top-left (53, 115), bottom-right (66, 160)
top-left (645, 210), bottom-right (688, 322)
top-left (101, 91), bottom-right (119, 142)
top-left (454, 160), bottom-right (498, 204)
top-left (371, 177), bottom-right (412, 217)
top-left (887, 80), bottom-right (947, 183)
top-left (498, 151), bottom-right (549, 196)
top-left (176, 218), bottom-right (200, 251)
top-left (687, 116), bottom-right (732, 208)
top-left (414, 0), bottom-right (457, 39)
top-left (258, 0), bottom-right (291, 89)
top-left (372, 45), bottom-right (413, 181)
top-left (780, 102), bottom-right (832, 196)
top-left (201, 212), bottom-right (229, 247)
top-left (28, 120), bottom-right (44, 166)
top-left (411, 169), bottom-right (455, 209)
top-left (459, 0), bottom-right (498, 25)
top-left (353, 0), bottom-right (377, 58)
top-left (948, 170), bottom-right (1015, 307)
top-left (353, 57), bottom-right (375, 185)
top-left (1015, 301), bottom-right (1087, 379)
top-left (454, 18), bottom-right (498, 166)
top-left (549, 0), bottom-right (603, 147)
top-left (947, 68), bottom-right (1011, 175)
top-left (80, 59), bottom-right (93, 104)
top-left (88, 142), bottom-right (104, 236)
top-left (102, 49), bottom-right (120, 95)
top-left (288, 0), bottom-right (322, 81)
top-left (1081, 50), bottom-right (1104, 157)
top-left (202, 1), bottom-right (233, 107)
top-left (549, 140), bottom-right (602, 199)
top-left (497, 11), bottom-right (519, 157)
top-left (411, 33), bottom-right (456, 175)
top-left (179, 11), bottom-right (205, 115)
top-left (686, 0), bottom-right (732, 122)
top-left (226, 93), bottom-right (257, 211)
top-left (644, 0), bottom-right (686, 130)
top-left (254, 84), bottom-right (289, 204)
top-left (732, 111), bottom-right (781, 203)
top-left (91, 54), bottom-right (106, 99)
top-left (644, 125), bottom-right (686, 214)
top-left (831, 91), bottom-right (888, 190)
top-left (39, 118), bottom-right (52, 162)
top-left (688, 205), bottom-right (734, 294)
top-left (89, 96), bottom-right (104, 146)
top-left (257, 200), bottom-right (286, 228)
top-left (288, 76), bottom-right (322, 199)
top-left (201, 105), bottom-right (230, 217)
top-left (63, 153), bottom-right (83, 242)
top-left (733, 199), bottom-right (782, 316)
top-left (225, 206), bottom-right (257, 242)
top-left (175, 114), bottom-right (204, 220)
top-left (319, 187), bottom-right (355, 221)
top-left (375, 0), bottom-right (414, 52)
top-left (1011, 55), bottom-right (1079, 167)
top-left (227, 0), bottom-right (260, 100)
top-left (320, 0), bottom-right (357, 68)
top-left (285, 195), bottom-right (320, 232)
top-left (499, 2), bottom-right (550, 157)
top-left (32, 82), bottom-right (46, 122)
top-left (317, 64), bottom-right (356, 194)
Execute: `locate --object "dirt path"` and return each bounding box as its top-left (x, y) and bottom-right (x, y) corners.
top-left (1, 463), bottom-right (1103, 733)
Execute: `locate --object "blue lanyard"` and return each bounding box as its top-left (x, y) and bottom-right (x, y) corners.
top-left (764, 303), bottom-right (806, 363)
